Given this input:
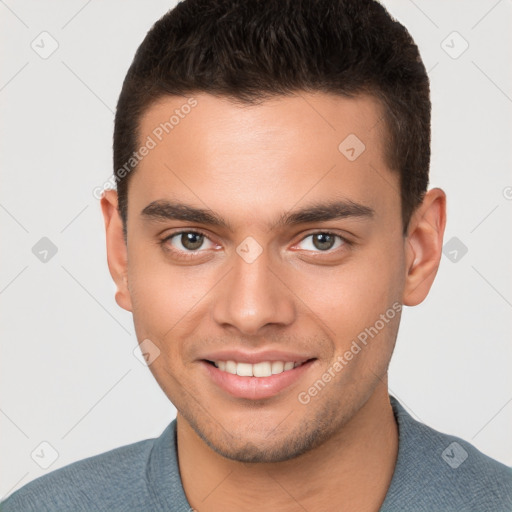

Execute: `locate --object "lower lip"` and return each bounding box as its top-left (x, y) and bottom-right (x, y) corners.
top-left (200, 360), bottom-right (316, 400)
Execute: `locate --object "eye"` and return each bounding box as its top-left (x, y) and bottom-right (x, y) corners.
top-left (296, 232), bottom-right (346, 252)
top-left (164, 231), bottom-right (216, 253)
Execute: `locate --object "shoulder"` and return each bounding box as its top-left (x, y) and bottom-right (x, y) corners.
top-left (383, 396), bottom-right (512, 511)
top-left (0, 437), bottom-right (156, 512)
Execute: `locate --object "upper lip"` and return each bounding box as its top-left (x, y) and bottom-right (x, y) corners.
top-left (199, 349), bottom-right (315, 364)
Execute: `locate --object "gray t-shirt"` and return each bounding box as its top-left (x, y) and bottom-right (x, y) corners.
top-left (2, 395), bottom-right (511, 511)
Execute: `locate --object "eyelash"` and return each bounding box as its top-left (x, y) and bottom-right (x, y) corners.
top-left (159, 230), bottom-right (351, 260)
top-left (159, 229), bottom-right (217, 260)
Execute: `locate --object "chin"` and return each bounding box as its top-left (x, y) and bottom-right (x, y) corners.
top-left (202, 433), bottom-right (316, 463)
top-left (186, 409), bottom-right (339, 464)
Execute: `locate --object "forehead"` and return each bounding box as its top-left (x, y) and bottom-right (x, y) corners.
top-left (138, 91), bottom-right (386, 157)
top-left (130, 92), bottom-right (397, 227)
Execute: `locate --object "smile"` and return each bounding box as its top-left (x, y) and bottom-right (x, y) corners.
top-left (208, 360), bottom-right (305, 377)
top-left (201, 358), bottom-right (316, 400)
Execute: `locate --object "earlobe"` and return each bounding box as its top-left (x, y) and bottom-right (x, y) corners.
top-left (100, 190), bottom-right (133, 312)
top-left (403, 188), bottom-right (447, 306)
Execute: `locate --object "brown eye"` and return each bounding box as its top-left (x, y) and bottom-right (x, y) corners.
top-left (180, 232), bottom-right (204, 250)
top-left (298, 232), bottom-right (345, 252)
top-left (312, 233), bottom-right (336, 251)
top-left (164, 231), bottom-right (215, 253)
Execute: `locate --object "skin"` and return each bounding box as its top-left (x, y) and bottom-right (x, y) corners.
top-left (101, 92), bottom-right (446, 511)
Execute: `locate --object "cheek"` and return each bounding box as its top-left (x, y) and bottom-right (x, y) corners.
top-left (126, 244), bottom-right (180, 338)
top-left (300, 240), bottom-right (405, 349)
top-left (127, 247), bottom-right (214, 344)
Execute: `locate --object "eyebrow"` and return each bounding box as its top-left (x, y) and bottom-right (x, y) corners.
top-left (140, 199), bottom-right (374, 231)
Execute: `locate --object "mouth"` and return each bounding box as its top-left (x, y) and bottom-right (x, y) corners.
top-left (204, 359), bottom-right (309, 376)
top-left (200, 358), bottom-right (317, 400)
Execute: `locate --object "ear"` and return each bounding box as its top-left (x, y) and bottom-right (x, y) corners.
top-left (100, 190), bottom-right (133, 312)
top-left (403, 188), bottom-right (447, 306)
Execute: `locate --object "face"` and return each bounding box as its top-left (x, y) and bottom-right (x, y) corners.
top-left (103, 92), bottom-right (444, 463)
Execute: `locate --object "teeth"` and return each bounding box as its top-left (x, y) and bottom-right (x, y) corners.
top-left (213, 360), bottom-right (303, 377)
top-left (236, 362), bottom-right (253, 377)
top-left (271, 361), bottom-right (284, 374)
top-left (253, 362), bottom-right (272, 377)
top-left (225, 360), bottom-right (237, 374)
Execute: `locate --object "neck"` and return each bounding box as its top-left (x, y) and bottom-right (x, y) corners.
top-left (177, 383), bottom-right (398, 512)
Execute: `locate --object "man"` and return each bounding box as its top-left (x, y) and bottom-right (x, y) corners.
top-left (2, 0), bottom-right (511, 510)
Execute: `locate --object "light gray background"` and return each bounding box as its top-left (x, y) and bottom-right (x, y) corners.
top-left (1, 0), bottom-right (511, 499)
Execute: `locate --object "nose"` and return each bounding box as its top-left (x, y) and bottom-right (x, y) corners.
top-left (211, 245), bottom-right (296, 336)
